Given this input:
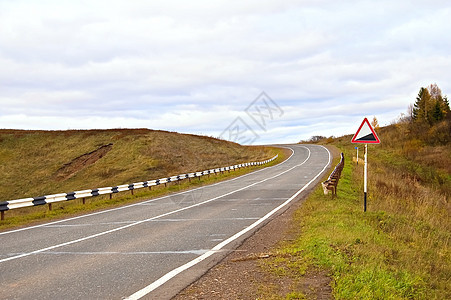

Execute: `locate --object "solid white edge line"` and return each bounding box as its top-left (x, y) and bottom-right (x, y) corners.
top-left (0, 147), bottom-right (304, 264)
top-left (0, 149), bottom-right (295, 236)
top-left (124, 145), bottom-right (331, 300)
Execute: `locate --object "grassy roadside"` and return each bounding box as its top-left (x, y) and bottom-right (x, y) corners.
top-left (0, 147), bottom-right (290, 231)
top-left (0, 129), bottom-right (274, 202)
top-left (260, 144), bottom-right (450, 299)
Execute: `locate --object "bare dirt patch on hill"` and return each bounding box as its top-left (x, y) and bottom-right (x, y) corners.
top-left (54, 143), bottom-right (113, 180)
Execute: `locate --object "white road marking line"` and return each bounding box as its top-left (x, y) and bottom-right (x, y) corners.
top-left (41, 217), bottom-right (260, 227)
top-left (124, 145), bottom-right (331, 300)
top-left (0, 148), bottom-right (305, 264)
top-left (214, 197), bottom-right (287, 201)
top-left (43, 221), bottom-right (138, 228)
top-left (0, 149), bottom-right (294, 236)
top-left (150, 217), bottom-right (260, 222)
top-left (2, 250), bottom-right (212, 256)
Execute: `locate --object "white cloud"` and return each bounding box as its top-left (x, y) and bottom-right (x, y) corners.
top-left (0, 0), bottom-right (450, 143)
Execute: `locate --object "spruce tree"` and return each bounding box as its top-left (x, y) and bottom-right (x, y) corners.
top-left (412, 84), bottom-right (449, 125)
top-left (412, 87), bottom-right (430, 123)
top-left (432, 100), bottom-right (444, 122)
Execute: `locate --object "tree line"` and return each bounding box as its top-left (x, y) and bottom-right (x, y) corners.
top-left (411, 83), bottom-right (450, 125)
top-left (409, 83), bottom-right (450, 145)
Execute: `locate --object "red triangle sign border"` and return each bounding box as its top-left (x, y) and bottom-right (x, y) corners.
top-left (351, 117), bottom-right (381, 144)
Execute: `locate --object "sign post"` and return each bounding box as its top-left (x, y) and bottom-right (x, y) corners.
top-left (364, 144), bottom-right (368, 211)
top-left (355, 146), bottom-right (359, 165)
top-left (351, 118), bottom-right (380, 212)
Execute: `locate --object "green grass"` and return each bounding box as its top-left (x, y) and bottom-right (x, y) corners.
top-left (0, 145), bottom-right (289, 230)
top-left (260, 144), bottom-right (450, 299)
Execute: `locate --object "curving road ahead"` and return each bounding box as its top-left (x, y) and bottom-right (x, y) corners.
top-left (0, 144), bottom-right (330, 300)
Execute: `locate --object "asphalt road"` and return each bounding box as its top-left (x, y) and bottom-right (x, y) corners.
top-left (0, 144), bottom-right (331, 300)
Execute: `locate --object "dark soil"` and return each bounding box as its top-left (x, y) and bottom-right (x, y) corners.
top-left (54, 143), bottom-right (113, 180)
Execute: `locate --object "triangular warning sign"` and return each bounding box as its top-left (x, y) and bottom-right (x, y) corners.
top-left (351, 118), bottom-right (380, 144)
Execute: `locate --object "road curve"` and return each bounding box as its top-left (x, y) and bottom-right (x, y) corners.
top-left (0, 144), bottom-right (330, 300)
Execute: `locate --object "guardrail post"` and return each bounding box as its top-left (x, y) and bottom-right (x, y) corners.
top-left (48, 203), bottom-right (52, 211)
top-left (1, 211), bottom-right (4, 221)
top-left (82, 198), bottom-right (86, 205)
top-left (109, 194), bottom-right (112, 200)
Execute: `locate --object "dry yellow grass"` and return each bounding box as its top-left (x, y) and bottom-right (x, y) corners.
top-left (0, 129), bottom-right (273, 202)
top-left (284, 119), bottom-right (450, 298)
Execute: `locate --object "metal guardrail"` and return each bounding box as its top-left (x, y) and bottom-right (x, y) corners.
top-left (321, 152), bottom-right (344, 196)
top-left (0, 155), bottom-right (278, 220)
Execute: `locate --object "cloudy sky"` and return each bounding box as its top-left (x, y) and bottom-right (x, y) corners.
top-left (1, 0), bottom-right (450, 144)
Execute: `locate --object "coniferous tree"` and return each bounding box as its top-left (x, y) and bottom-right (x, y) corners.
top-left (410, 84), bottom-right (450, 145)
top-left (432, 100), bottom-right (444, 122)
top-left (412, 84), bottom-right (449, 125)
top-left (412, 88), bottom-right (421, 120)
top-left (412, 87), bottom-right (430, 123)
top-left (443, 96), bottom-right (450, 118)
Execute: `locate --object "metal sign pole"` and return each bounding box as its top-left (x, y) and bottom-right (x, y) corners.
top-left (364, 144), bottom-right (368, 212)
top-left (355, 147), bottom-right (359, 165)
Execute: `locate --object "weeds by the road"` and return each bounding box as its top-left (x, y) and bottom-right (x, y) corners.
top-left (260, 144), bottom-right (450, 299)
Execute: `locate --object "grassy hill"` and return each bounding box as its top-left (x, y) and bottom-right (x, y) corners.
top-left (259, 119), bottom-right (450, 299)
top-left (0, 129), bottom-right (274, 202)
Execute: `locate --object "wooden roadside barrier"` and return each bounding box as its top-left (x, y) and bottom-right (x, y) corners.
top-left (321, 153), bottom-right (344, 197)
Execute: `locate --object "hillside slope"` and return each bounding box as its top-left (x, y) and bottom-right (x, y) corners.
top-left (269, 119), bottom-right (450, 298)
top-left (0, 129), bottom-right (273, 201)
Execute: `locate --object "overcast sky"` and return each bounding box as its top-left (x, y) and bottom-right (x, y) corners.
top-left (1, 0), bottom-right (450, 144)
